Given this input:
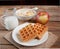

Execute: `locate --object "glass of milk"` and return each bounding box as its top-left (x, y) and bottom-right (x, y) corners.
top-left (0, 9), bottom-right (19, 30)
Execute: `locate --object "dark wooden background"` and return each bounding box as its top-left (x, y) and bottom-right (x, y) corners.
top-left (0, 0), bottom-right (59, 5)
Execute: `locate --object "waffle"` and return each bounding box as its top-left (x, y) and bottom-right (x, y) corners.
top-left (19, 24), bottom-right (37, 42)
top-left (34, 23), bottom-right (48, 39)
top-left (19, 23), bottom-right (48, 42)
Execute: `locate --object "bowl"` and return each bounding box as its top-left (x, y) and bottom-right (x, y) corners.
top-left (15, 8), bottom-right (37, 21)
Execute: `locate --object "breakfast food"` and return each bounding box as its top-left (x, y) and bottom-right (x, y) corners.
top-left (4, 16), bottom-right (19, 30)
top-left (15, 8), bottom-right (37, 21)
top-left (18, 23), bottom-right (48, 42)
top-left (34, 23), bottom-right (48, 39)
top-left (36, 12), bottom-right (49, 24)
top-left (17, 9), bottom-right (35, 17)
top-left (19, 24), bottom-right (37, 42)
top-left (25, 10), bottom-right (35, 16)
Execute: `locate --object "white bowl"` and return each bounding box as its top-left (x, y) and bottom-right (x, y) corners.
top-left (15, 8), bottom-right (37, 21)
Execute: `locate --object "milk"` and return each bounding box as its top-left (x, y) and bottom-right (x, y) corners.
top-left (4, 16), bottom-right (19, 30)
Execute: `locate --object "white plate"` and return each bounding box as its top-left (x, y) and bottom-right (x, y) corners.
top-left (12, 22), bottom-right (48, 46)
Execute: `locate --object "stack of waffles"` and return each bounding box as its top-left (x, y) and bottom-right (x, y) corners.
top-left (19, 23), bottom-right (48, 42)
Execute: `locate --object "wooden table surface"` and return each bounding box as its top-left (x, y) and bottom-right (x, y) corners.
top-left (0, 6), bottom-right (60, 49)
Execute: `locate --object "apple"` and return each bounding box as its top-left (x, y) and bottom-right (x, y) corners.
top-left (36, 11), bottom-right (49, 24)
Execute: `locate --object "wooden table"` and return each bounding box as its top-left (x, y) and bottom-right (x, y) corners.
top-left (0, 6), bottom-right (60, 49)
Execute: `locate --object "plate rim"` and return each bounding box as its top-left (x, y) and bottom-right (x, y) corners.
top-left (12, 22), bottom-right (48, 46)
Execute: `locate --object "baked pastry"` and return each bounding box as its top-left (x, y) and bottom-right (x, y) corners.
top-left (18, 23), bottom-right (48, 42)
top-left (19, 24), bottom-right (37, 42)
top-left (34, 23), bottom-right (48, 39)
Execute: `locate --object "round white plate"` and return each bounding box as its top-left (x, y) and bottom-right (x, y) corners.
top-left (12, 22), bottom-right (48, 46)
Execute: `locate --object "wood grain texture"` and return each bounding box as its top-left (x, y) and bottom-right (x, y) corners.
top-left (0, 6), bottom-right (60, 49)
top-left (0, 31), bottom-right (11, 44)
top-left (0, 45), bottom-right (17, 49)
